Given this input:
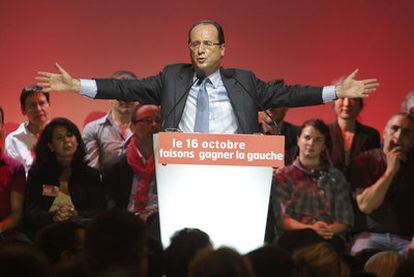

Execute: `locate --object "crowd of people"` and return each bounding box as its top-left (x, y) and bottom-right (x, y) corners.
top-left (1, 82), bottom-right (414, 276)
top-left (1, 19), bottom-right (413, 276)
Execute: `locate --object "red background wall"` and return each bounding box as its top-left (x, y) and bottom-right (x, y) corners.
top-left (1, 0), bottom-right (413, 134)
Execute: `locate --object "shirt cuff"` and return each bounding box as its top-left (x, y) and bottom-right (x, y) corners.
top-left (80, 79), bottom-right (98, 98)
top-left (322, 85), bottom-right (337, 103)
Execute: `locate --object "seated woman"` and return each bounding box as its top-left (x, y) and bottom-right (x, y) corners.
top-left (273, 119), bottom-right (353, 253)
top-left (24, 118), bottom-right (105, 237)
top-left (329, 97), bottom-right (380, 174)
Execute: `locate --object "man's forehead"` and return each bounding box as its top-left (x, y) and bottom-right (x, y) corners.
top-left (136, 107), bottom-right (160, 118)
top-left (190, 24), bottom-right (218, 38)
top-left (387, 115), bottom-right (414, 130)
top-left (26, 92), bottom-right (47, 102)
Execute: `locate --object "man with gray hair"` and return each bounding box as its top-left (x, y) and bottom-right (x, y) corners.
top-left (349, 113), bottom-right (414, 255)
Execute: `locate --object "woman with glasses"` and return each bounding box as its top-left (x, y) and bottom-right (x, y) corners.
top-left (24, 118), bottom-right (105, 237)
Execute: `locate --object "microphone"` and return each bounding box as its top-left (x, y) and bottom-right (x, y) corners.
top-left (195, 68), bottom-right (206, 83)
top-left (222, 69), bottom-right (279, 133)
top-left (161, 68), bottom-right (206, 131)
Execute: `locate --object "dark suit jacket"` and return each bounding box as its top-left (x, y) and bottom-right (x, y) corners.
top-left (102, 154), bottom-right (134, 210)
top-left (329, 120), bottom-right (380, 174)
top-left (102, 154), bottom-right (160, 239)
top-left (260, 120), bottom-right (299, 165)
top-left (95, 63), bottom-right (323, 134)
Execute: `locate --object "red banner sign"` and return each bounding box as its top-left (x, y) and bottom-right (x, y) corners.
top-left (156, 132), bottom-right (285, 167)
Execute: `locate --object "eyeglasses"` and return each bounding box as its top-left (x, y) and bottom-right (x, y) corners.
top-left (188, 40), bottom-right (222, 50)
top-left (132, 118), bottom-right (161, 124)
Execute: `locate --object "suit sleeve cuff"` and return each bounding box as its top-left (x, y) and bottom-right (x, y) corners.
top-left (80, 79), bottom-right (98, 98)
top-left (322, 85), bottom-right (337, 103)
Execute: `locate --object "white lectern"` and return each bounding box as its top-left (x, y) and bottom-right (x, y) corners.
top-left (153, 133), bottom-right (284, 253)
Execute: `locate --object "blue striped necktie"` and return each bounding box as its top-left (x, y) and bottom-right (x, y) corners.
top-left (194, 78), bottom-right (210, 133)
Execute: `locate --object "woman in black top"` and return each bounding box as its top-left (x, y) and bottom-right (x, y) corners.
top-left (25, 118), bottom-right (104, 236)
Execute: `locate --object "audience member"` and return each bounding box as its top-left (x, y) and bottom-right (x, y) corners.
top-left (274, 119), bottom-right (353, 252)
top-left (188, 247), bottom-right (255, 277)
top-left (0, 106), bottom-right (27, 242)
top-left (349, 113), bottom-right (414, 255)
top-left (83, 70), bottom-right (139, 172)
top-left (258, 79), bottom-right (299, 166)
top-left (103, 105), bottom-right (160, 237)
top-left (0, 243), bottom-right (50, 277)
top-left (36, 221), bottom-right (85, 265)
top-left (165, 228), bottom-right (212, 277)
top-left (83, 210), bottom-right (147, 276)
top-left (259, 82), bottom-right (301, 242)
top-left (395, 254), bottom-right (414, 277)
top-left (400, 90), bottom-right (414, 116)
top-left (329, 97), bottom-right (380, 174)
top-left (352, 248), bottom-right (383, 271)
top-left (247, 244), bottom-right (295, 277)
top-left (260, 109), bottom-right (299, 165)
top-left (293, 242), bottom-right (350, 277)
top-left (24, 118), bottom-right (105, 237)
top-left (5, 85), bottom-right (50, 174)
top-left (146, 235), bottom-right (165, 277)
top-left (364, 251), bottom-right (401, 277)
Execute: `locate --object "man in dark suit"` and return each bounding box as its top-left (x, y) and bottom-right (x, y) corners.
top-left (37, 20), bottom-right (379, 134)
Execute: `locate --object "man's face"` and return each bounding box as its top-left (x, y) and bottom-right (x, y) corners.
top-left (130, 106), bottom-right (161, 140)
top-left (22, 92), bottom-right (50, 126)
top-left (333, 97), bottom-right (362, 120)
top-left (383, 115), bottom-right (414, 154)
top-left (189, 24), bottom-right (225, 76)
top-left (111, 100), bottom-right (139, 116)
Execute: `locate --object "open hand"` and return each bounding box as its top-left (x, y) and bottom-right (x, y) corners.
top-left (36, 63), bottom-right (81, 93)
top-left (336, 69), bottom-right (379, 99)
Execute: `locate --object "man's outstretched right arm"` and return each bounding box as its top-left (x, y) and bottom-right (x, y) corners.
top-left (36, 63), bottom-right (163, 104)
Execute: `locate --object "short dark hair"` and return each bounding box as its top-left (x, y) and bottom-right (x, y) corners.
top-left (36, 221), bottom-right (85, 264)
top-left (247, 245), bottom-right (295, 277)
top-left (33, 117), bottom-right (87, 177)
top-left (188, 20), bottom-right (225, 44)
top-left (165, 228), bottom-right (212, 277)
top-left (0, 106), bottom-right (4, 124)
top-left (0, 243), bottom-right (50, 277)
top-left (84, 210), bottom-right (147, 274)
top-left (188, 247), bottom-right (255, 277)
top-left (111, 70), bottom-right (137, 79)
top-left (20, 85), bottom-right (50, 111)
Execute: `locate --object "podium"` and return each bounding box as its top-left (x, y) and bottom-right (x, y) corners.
top-left (153, 132), bottom-right (284, 253)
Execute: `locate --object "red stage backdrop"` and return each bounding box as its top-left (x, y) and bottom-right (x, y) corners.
top-left (1, 0), bottom-right (413, 134)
